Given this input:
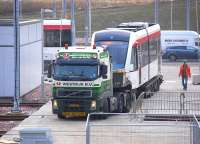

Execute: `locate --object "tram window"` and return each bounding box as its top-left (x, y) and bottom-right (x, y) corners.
top-left (44, 30), bottom-right (72, 47)
top-left (62, 30), bottom-right (72, 46)
top-left (131, 47), bottom-right (138, 70)
top-left (44, 30), bottom-right (60, 47)
top-left (141, 42), bottom-right (149, 66)
top-left (149, 39), bottom-right (157, 62)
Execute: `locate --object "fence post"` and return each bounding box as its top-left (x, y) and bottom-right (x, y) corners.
top-left (180, 92), bottom-right (185, 114)
top-left (132, 93), bottom-right (137, 113)
top-left (86, 124), bottom-right (90, 144)
top-left (86, 115), bottom-right (90, 144)
top-left (192, 115), bottom-right (200, 144)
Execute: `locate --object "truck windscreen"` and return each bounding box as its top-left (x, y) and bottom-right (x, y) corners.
top-left (53, 64), bottom-right (98, 81)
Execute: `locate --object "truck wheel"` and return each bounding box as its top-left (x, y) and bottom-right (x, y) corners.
top-left (144, 89), bottom-right (151, 98)
top-left (157, 84), bottom-right (160, 91)
top-left (124, 93), bottom-right (131, 112)
top-left (169, 55), bottom-right (176, 61)
top-left (155, 81), bottom-right (160, 91)
top-left (131, 92), bottom-right (137, 112)
top-left (97, 99), bottom-right (109, 119)
top-left (117, 94), bottom-right (124, 113)
top-left (103, 99), bottom-right (109, 113)
top-left (57, 113), bottom-right (65, 119)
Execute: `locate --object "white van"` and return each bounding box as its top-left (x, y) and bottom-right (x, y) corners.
top-left (161, 30), bottom-right (200, 51)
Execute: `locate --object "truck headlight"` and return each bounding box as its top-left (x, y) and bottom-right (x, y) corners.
top-left (53, 100), bottom-right (58, 109)
top-left (91, 100), bottom-right (96, 110)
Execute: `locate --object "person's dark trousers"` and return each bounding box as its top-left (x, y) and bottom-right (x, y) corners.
top-left (182, 76), bottom-right (188, 90)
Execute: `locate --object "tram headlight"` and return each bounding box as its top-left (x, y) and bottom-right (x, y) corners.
top-left (53, 100), bottom-right (58, 109)
top-left (90, 100), bottom-right (96, 110)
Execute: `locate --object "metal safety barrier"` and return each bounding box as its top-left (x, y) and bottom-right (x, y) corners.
top-left (192, 115), bottom-right (200, 144)
top-left (86, 113), bottom-right (200, 144)
top-left (134, 92), bottom-right (200, 115)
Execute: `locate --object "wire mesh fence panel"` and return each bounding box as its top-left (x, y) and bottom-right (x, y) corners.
top-left (192, 116), bottom-right (200, 144)
top-left (86, 114), bottom-right (193, 144)
top-left (135, 92), bottom-right (200, 115)
top-left (89, 125), bottom-right (191, 144)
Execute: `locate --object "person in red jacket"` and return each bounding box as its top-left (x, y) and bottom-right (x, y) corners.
top-left (179, 61), bottom-right (191, 90)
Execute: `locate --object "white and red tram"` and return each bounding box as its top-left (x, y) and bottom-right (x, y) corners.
top-left (91, 22), bottom-right (163, 96)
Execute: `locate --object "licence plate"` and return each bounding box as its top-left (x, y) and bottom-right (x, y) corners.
top-left (63, 112), bottom-right (86, 117)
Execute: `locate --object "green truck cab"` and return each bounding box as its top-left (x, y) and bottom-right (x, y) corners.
top-left (46, 46), bottom-right (116, 118)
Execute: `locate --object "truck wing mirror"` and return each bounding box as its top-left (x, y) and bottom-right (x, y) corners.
top-left (100, 64), bottom-right (108, 79)
top-left (47, 63), bottom-right (52, 78)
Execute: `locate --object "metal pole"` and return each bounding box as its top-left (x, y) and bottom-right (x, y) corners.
top-left (170, 0), bottom-right (173, 30)
top-left (84, 0), bottom-right (89, 45)
top-left (12, 0), bottom-right (21, 112)
top-left (52, 0), bottom-right (56, 18)
top-left (40, 9), bottom-right (45, 99)
top-left (196, 0), bottom-right (200, 74)
top-left (196, 0), bottom-right (199, 33)
top-left (59, 20), bottom-right (62, 47)
top-left (62, 0), bottom-right (67, 18)
top-left (154, 0), bottom-right (159, 23)
top-left (86, 115), bottom-right (90, 144)
top-left (88, 0), bottom-right (91, 43)
top-left (19, 0), bottom-right (22, 19)
top-left (84, 0), bottom-right (91, 45)
top-left (71, 0), bottom-right (76, 46)
top-left (185, 0), bottom-right (190, 30)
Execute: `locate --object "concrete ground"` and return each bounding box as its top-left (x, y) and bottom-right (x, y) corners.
top-left (160, 62), bottom-right (200, 91)
top-left (1, 62), bottom-right (200, 144)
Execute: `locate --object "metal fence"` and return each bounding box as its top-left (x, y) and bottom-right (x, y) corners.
top-left (192, 115), bottom-right (200, 144)
top-left (86, 113), bottom-right (200, 144)
top-left (133, 92), bottom-right (200, 115)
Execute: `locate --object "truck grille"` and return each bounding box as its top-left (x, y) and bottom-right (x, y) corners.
top-left (57, 90), bottom-right (92, 98)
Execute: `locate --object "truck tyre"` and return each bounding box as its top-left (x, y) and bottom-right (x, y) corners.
top-left (57, 113), bottom-right (65, 119)
top-left (144, 89), bottom-right (151, 98)
top-left (157, 84), bottom-right (160, 91)
top-left (169, 55), bottom-right (176, 61)
top-left (103, 99), bottom-right (109, 113)
top-left (117, 93), bottom-right (124, 113)
top-left (97, 99), bottom-right (109, 119)
top-left (155, 81), bottom-right (160, 91)
top-left (124, 93), bottom-right (131, 112)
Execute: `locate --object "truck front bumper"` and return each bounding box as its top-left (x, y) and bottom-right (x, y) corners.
top-left (52, 98), bottom-right (98, 115)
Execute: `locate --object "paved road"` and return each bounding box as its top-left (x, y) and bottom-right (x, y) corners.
top-left (1, 62), bottom-right (200, 144)
top-left (161, 62), bottom-right (200, 91)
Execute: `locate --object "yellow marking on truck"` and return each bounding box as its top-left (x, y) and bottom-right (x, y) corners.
top-left (62, 112), bottom-right (86, 117)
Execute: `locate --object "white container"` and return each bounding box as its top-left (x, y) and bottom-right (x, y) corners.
top-left (0, 19), bottom-right (42, 97)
